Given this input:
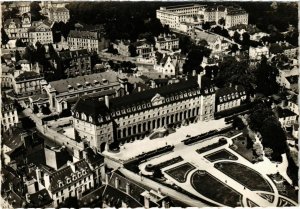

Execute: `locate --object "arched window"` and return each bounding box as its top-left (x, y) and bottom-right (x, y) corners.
top-left (89, 116), bottom-right (93, 123)
top-left (81, 113), bottom-right (87, 120)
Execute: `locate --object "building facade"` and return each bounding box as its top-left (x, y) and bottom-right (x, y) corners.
top-left (155, 34), bottom-right (179, 51)
top-left (12, 71), bottom-right (44, 96)
top-left (3, 13), bottom-right (31, 42)
top-left (47, 7), bottom-right (70, 23)
top-left (28, 21), bottom-right (53, 45)
top-left (215, 85), bottom-right (246, 112)
top-left (73, 73), bottom-right (216, 152)
top-left (1, 98), bottom-right (19, 131)
top-left (67, 30), bottom-right (107, 54)
top-left (37, 160), bottom-right (94, 207)
top-left (53, 49), bottom-right (92, 77)
top-left (42, 72), bottom-right (128, 113)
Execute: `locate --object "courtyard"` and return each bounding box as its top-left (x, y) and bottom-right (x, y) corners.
top-left (103, 118), bottom-right (298, 207)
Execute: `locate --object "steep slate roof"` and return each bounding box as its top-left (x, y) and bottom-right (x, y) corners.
top-left (216, 85), bottom-right (246, 104)
top-left (58, 49), bottom-right (90, 60)
top-left (49, 71), bottom-right (119, 94)
top-left (49, 160), bottom-right (92, 192)
top-left (26, 189), bottom-right (52, 208)
top-left (286, 75), bottom-right (298, 84)
top-left (276, 107), bottom-right (297, 118)
top-left (15, 71), bottom-right (41, 81)
top-left (2, 127), bottom-right (25, 150)
top-left (68, 30), bottom-right (98, 39)
top-left (49, 7), bottom-right (69, 13)
top-left (4, 18), bottom-right (22, 27)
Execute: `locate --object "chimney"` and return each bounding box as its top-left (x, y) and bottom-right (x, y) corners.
top-left (235, 85), bottom-right (238, 90)
top-left (126, 182), bottom-right (130, 194)
top-left (105, 173), bottom-right (109, 184)
top-left (151, 80), bottom-right (156, 88)
top-left (25, 193), bottom-right (31, 203)
top-left (192, 70), bottom-right (196, 76)
top-left (105, 95), bottom-right (109, 109)
top-left (138, 86), bottom-right (141, 92)
top-left (114, 177), bottom-right (119, 189)
top-left (67, 161), bottom-right (76, 172)
top-left (197, 71), bottom-right (205, 88)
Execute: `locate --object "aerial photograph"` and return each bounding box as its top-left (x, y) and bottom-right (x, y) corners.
top-left (0, 1), bottom-right (298, 208)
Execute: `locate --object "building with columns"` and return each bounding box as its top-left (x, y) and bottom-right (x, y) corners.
top-left (73, 73), bottom-right (216, 152)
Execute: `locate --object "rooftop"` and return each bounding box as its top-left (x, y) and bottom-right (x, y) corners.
top-left (15, 71), bottom-right (42, 81)
top-left (68, 30), bottom-right (98, 39)
top-left (49, 71), bottom-right (119, 94)
top-left (276, 107), bottom-right (297, 118)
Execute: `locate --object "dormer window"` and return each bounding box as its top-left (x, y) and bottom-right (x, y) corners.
top-left (166, 98), bottom-right (169, 102)
top-left (132, 107), bottom-right (136, 111)
top-left (94, 80), bottom-right (100, 86)
top-left (147, 103), bottom-right (151, 108)
top-left (137, 105), bottom-right (141, 110)
top-left (66, 177), bottom-right (71, 184)
top-left (227, 95), bottom-right (231, 100)
top-left (127, 108), bottom-right (131, 113)
top-left (205, 89), bottom-right (208, 94)
top-left (122, 109), bottom-right (126, 114)
top-left (81, 113), bottom-right (87, 120)
top-left (98, 117), bottom-right (103, 123)
top-left (102, 79), bottom-right (108, 84)
top-left (77, 83), bottom-right (83, 89)
top-left (106, 115), bottom-right (110, 120)
top-left (142, 104), bottom-right (146, 108)
top-left (116, 111), bottom-right (120, 116)
top-left (89, 116), bottom-right (93, 123)
top-left (72, 174), bottom-right (77, 181)
top-left (58, 180), bottom-right (63, 187)
top-left (76, 112), bottom-right (79, 117)
top-left (85, 82), bottom-right (91, 87)
top-left (219, 97), bottom-right (223, 102)
top-left (78, 172), bottom-right (82, 178)
top-left (82, 170), bottom-right (87, 175)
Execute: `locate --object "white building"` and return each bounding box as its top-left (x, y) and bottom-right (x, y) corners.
top-left (28, 20), bottom-right (53, 45)
top-left (36, 160), bottom-right (94, 207)
top-left (277, 66), bottom-right (299, 92)
top-left (156, 4), bottom-right (205, 30)
top-left (154, 51), bottom-right (184, 76)
top-left (249, 46), bottom-right (269, 60)
top-left (3, 13), bottom-right (32, 42)
top-left (47, 7), bottom-right (70, 23)
top-left (68, 30), bottom-right (106, 54)
top-left (155, 34), bottom-right (179, 51)
top-left (1, 98), bottom-right (19, 131)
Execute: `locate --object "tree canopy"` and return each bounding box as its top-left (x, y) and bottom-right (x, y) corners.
top-left (254, 56), bottom-right (280, 96)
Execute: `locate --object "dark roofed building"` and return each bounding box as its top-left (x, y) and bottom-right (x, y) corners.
top-left (215, 85), bottom-right (247, 112)
top-left (73, 73), bottom-right (216, 152)
top-left (53, 49), bottom-right (92, 78)
top-left (38, 159), bottom-right (94, 207)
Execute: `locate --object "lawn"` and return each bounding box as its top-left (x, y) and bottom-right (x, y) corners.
top-left (204, 149), bottom-right (238, 162)
top-left (165, 163), bottom-right (196, 183)
top-left (215, 162), bottom-right (273, 192)
top-left (268, 173), bottom-right (298, 203)
top-left (191, 170), bottom-right (242, 207)
top-left (229, 135), bottom-right (256, 163)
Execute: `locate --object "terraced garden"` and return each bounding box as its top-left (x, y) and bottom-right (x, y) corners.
top-left (191, 170), bottom-right (242, 207)
top-left (165, 163), bottom-right (195, 183)
top-left (215, 162), bottom-right (273, 192)
top-left (204, 149), bottom-right (238, 162)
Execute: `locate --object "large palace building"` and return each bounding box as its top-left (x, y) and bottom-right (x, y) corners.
top-left (73, 73), bottom-right (216, 152)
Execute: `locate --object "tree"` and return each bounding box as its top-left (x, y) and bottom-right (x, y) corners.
top-left (255, 56), bottom-right (279, 96)
top-left (260, 116), bottom-right (287, 161)
top-left (248, 103), bottom-right (274, 132)
top-left (33, 105), bottom-right (39, 114)
top-left (16, 39), bottom-right (26, 47)
top-left (15, 50), bottom-right (22, 62)
top-left (233, 32), bottom-right (241, 43)
top-left (30, 1), bottom-right (45, 21)
top-left (232, 116), bottom-right (245, 130)
top-left (179, 36), bottom-right (193, 55)
top-left (1, 28), bottom-right (9, 45)
top-left (229, 44), bottom-right (239, 53)
top-left (218, 18), bottom-right (225, 26)
top-left (153, 168), bottom-right (163, 178)
top-left (23, 46), bottom-right (37, 64)
top-left (182, 45), bottom-right (211, 74)
top-left (129, 44), bottom-right (138, 57)
top-left (202, 22), bottom-right (211, 30)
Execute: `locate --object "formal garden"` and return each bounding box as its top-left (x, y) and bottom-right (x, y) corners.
top-left (215, 162), bottom-right (273, 192)
top-left (191, 170), bottom-right (243, 207)
top-left (204, 149), bottom-right (238, 162)
top-left (164, 163), bottom-right (196, 183)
